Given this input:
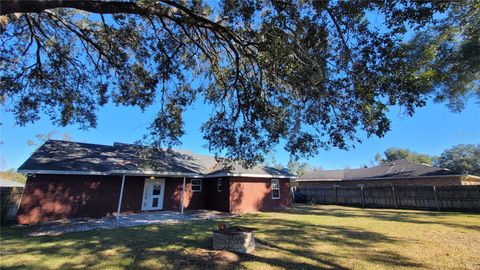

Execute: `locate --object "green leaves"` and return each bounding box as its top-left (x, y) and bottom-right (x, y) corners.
top-left (405, 1), bottom-right (480, 111)
top-left (436, 144), bottom-right (480, 175)
top-left (0, 0), bottom-right (478, 166)
top-left (378, 148), bottom-right (436, 165)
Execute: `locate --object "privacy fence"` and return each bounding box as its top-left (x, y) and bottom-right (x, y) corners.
top-left (0, 187), bottom-right (23, 224)
top-left (298, 185), bottom-right (480, 212)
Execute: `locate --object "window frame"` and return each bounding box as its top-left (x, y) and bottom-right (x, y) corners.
top-left (271, 179), bottom-right (280, 199)
top-left (217, 178), bottom-right (223, 192)
top-left (191, 179), bottom-right (202, 192)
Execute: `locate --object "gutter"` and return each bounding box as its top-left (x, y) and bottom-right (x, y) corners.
top-left (17, 169), bottom-right (295, 179)
top-left (17, 169), bottom-right (198, 177)
top-left (108, 170), bottom-right (198, 177)
top-left (18, 170), bottom-right (108, 175)
top-left (202, 173), bottom-right (295, 179)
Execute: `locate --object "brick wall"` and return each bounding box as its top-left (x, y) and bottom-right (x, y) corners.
top-left (120, 176), bottom-right (144, 212)
top-left (204, 177), bottom-right (230, 212)
top-left (163, 178), bottom-right (207, 210)
top-left (17, 174), bottom-right (293, 224)
top-left (229, 177), bottom-right (291, 213)
top-left (17, 175), bottom-right (211, 224)
top-left (17, 174), bottom-right (123, 224)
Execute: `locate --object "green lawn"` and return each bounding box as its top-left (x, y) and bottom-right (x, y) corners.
top-left (1, 205), bottom-right (479, 270)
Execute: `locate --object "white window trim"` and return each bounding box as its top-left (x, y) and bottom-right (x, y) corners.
top-left (191, 179), bottom-right (202, 192)
top-left (217, 178), bottom-right (223, 192)
top-left (271, 179), bottom-right (280, 200)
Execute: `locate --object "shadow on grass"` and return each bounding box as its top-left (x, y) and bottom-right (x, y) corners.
top-left (1, 206), bottom-right (433, 270)
top-left (287, 204), bottom-right (480, 231)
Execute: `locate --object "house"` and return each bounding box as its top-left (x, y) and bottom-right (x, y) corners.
top-left (296, 159), bottom-right (480, 189)
top-left (16, 140), bottom-right (293, 224)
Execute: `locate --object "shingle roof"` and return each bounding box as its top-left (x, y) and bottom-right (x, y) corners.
top-left (18, 140), bottom-right (293, 178)
top-left (299, 159), bottom-right (459, 181)
top-left (206, 162), bottom-right (293, 178)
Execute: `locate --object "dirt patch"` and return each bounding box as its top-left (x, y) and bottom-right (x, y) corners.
top-left (177, 249), bottom-right (240, 269)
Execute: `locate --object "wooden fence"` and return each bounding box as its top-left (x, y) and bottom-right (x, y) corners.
top-left (298, 185), bottom-right (480, 212)
top-left (0, 187), bottom-right (23, 224)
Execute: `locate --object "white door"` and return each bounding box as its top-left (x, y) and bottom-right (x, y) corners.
top-left (141, 178), bottom-right (165, 211)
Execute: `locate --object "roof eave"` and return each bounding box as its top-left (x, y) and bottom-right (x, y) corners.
top-left (18, 169), bottom-right (108, 175)
top-left (203, 172), bottom-right (294, 178)
top-left (108, 170), bottom-right (198, 177)
top-left (18, 169), bottom-right (199, 177)
top-left (18, 169), bottom-right (295, 179)
top-left (295, 178), bottom-right (342, 182)
top-left (294, 174), bottom-right (475, 182)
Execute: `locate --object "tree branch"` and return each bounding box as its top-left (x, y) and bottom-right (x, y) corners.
top-left (324, 6), bottom-right (353, 62)
top-left (1, 1), bottom-right (170, 16)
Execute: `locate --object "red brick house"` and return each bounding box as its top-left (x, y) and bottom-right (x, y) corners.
top-left (296, 159), bottom-right (480, 189)
top-left (17, 140), bottom-right (293, 224)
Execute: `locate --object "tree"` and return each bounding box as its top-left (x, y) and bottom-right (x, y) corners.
top-left (436, 144), bottom-right (480, 175)
top-left (376, 147), bottom-right (435, 165)
top-left (264, 152), bottom-right (285, 171)
top-left (405, 3), bottom-right (480, 112)
top-left (26, 131), bottom-right (72, 148)
top-left (287, 160), bottom-right (308, 177)
top-left (1, 1), bottom-right (478, 166)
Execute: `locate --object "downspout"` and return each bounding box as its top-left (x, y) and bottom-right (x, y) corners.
top-left (116, 174), bottom-right (126, 220)
top-left (181, 176), bottom-right (186, 214)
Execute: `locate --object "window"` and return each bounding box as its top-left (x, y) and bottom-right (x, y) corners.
top-left (191, 179), bottom-right (202, 192)
top-left (217, 178), bottom-right (223, 192)
top-left (152, 184), bottom-right (161, 195)
top-left (271, 179), bottom-right (280, 199)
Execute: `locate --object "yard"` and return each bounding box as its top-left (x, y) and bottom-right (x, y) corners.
top-left (1, 205), bottom-right (479, 270)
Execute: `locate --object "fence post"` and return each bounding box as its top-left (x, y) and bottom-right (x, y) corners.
top-left (433, 185), bottom-right (440, 211)
top-left (392, 185), bottom-right (398, 209)
top-left (361, 186), bottom-right (365, 208)
top-left (334, 186), bottom-right (338, 204)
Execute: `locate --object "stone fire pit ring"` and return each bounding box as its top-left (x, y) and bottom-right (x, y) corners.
top-left (213, 226), bottom-right (256, 253)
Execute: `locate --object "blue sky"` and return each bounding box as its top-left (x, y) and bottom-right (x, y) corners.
top-left (1, 98), bottom-right (479, 170)
top-left (1, 6), bottom-right (478, 171)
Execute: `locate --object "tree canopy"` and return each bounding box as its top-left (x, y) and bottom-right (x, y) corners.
top-left (375, 147), bottom-right (436, 165)
top-left (436, 144), bottom-right (480, 175)
top-left (1, 1), bottom-right (478, 166)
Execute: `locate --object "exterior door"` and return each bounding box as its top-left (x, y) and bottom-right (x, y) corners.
top-left (141, 178), bottom-right (165, 211)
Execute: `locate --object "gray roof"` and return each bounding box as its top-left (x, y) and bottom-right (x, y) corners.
top-left (299, 159), bottom-right (459, 181)
top-left (0, 177), bottom-right (25, 187)
top-left (18, 140), bottom-right (293, 178)
top-left (206, 162), bottom-right (292, 178)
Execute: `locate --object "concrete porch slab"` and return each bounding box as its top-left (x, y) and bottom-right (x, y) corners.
top-left (20, 210), bottom-right (236, 236)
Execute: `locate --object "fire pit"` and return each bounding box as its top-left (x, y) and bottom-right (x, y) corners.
top-left (213, 226), bottom-right (256, 253)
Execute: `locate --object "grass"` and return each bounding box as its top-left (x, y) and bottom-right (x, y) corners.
top-left (0, 170), bottom-right (27, 184)
top-left (1, 204), bottom-right (479, 270)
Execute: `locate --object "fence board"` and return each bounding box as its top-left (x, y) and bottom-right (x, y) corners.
top-left (298, 185), bottom-right (480, 212)
top-left (1, 187), bottom-right (23, 224)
